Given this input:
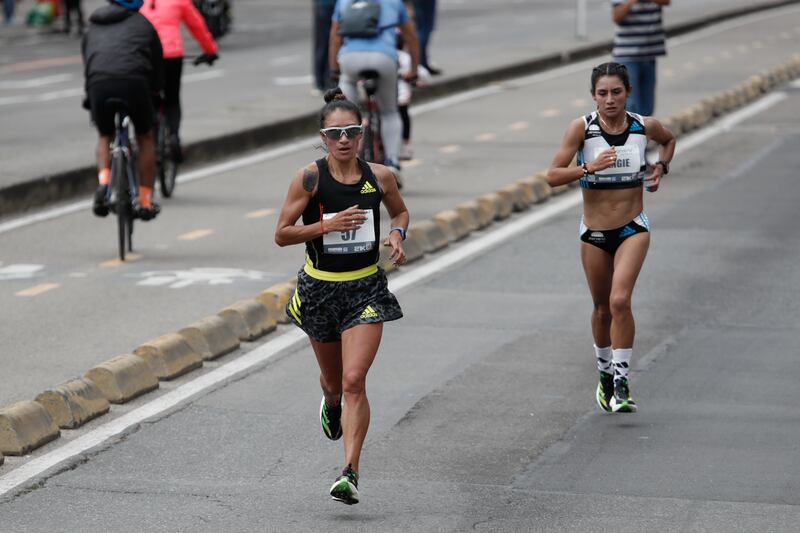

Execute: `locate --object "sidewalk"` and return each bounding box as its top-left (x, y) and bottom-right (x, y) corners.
top-left (1, 0), bottom-right (798, 217)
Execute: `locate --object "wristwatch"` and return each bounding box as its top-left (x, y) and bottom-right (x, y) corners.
top-left (390, 227), bottom-right (407, 241)
top-left (655, 160), bottom-right (669, 175)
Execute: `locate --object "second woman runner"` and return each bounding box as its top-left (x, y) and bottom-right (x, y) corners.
top-left (275, 88), bottom-right (409, 504)
top-left (547, 62), bottom-right (675, 413)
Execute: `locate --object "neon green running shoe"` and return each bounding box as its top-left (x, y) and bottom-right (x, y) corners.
top-left (320, 396), bottom-right (342, 441)
top-left (610, 378), bottom-right (638, 413)
top-left (596, 371), bottom-right (614, 412)
top-left (330, 464), bottom-right (359, 505)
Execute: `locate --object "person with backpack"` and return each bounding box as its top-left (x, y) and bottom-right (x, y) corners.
top-left (329, 0), bottom-right (419, 176)
top-left (82, 0), bottom-right (164, 220)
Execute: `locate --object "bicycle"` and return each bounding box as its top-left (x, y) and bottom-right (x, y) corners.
top-left (154, 100), bottom-right (178, 198)
top-left (102, 98), bottom-right (139, 262)
top-left (154, 53), bottom-right (218, 199)
top-left (356, 70), bottom-right (385, 166)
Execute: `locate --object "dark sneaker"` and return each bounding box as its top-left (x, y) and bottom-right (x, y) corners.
top-left (596, 371), bottom-right (614, 412)
top-left (320, 396), bottom-right (342, 441)
top-left (330, 464), bottom-right (359, 505)
top-left (134, 200), bottom-right (161, 221)
top-left (610, 378), bottom-right (638, 413)
top-left (92, 185), bottom-right (109, 217)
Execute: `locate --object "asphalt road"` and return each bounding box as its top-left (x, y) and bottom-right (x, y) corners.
top-left (2, 5), bottom-right (800, 411)
top-left (0, 58), bottom-right (798, 533)
top-left (0, 0), bottom-right (792, 190)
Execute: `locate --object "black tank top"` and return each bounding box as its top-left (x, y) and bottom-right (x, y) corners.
top-left (302, 157), bottom-right (383, 272)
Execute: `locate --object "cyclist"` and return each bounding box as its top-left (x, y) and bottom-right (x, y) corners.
top-left (140, 0), bottom-right (219, 163)
top-left (329, 0), bottom-right (419, 175)
top-left (274, 88), bottom-right (409, 505)
top-left (82, 0), bottom-right (164, 220)
top-left (546, 62), bottom-right (675, 413)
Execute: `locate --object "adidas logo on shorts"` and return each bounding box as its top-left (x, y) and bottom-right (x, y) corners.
top-left (360, 305), bottom-right (379, 319)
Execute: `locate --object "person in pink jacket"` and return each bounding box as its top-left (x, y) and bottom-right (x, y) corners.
top-left (140, 0), bottom-right (218, 161)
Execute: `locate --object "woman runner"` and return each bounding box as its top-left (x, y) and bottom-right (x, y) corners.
top-left (546, 62), bottom-right (675, 413)
top-left (275, 88), bottom-right (410, 504)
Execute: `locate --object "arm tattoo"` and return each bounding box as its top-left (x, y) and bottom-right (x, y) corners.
top-left (302, 169), bottom-right (318, 192)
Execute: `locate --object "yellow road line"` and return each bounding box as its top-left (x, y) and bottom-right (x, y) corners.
top-left (100, 254), bottom-right (143, 268)
top-left (16, 283), bottom-right (60, 297)
top-left (245, 209), bottom-right (276, 219)
top-left (439, 144), bottom-right (461, 154)
top-left (178, 229), bottom-right (214, 241)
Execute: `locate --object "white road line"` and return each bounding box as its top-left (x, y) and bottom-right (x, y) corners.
top-left (274, 75), bottom-right (314, 86)
top-left (0, 74), bottom-right (72, 90)
top-left (0, 85), bottom-right (790, 495)
top-left (183, 70), bottom-right (225, 83)
top-left (0, 88), bottom-right (82, 107)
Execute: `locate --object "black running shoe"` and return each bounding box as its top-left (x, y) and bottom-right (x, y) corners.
top-left (596, 371), bottom-right (614, 412)
top-left (93, 185), bottom-right (109, 217)
top-left (320, 396), bottom-right (342, 441)
top-left (610, 377), bottom-right (638, 413)
top-left (134, 200), bottom-right (161, 221)
top-left (330, 464), bottom-right (359, 505)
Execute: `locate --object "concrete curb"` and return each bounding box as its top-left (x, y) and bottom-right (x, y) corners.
top-left (433, 209), bottom-right (471, 241)
top-left (3, 0), bottom-right (798, 218)
top-left (413, 219), bottom-right (449, 253)
top-left (134, 333), bottom-right (204, 380)
top-left (0, 401), bottom-right (60, 456)
top-left (257, 282), bottom-right (297, 325)
top-left (3, 44), bottom-right (800, 466)
top-left (218, 299), bottom-right (276, 341)
top-left (84, 354), bottom-right (159, 404)
top-left (34, 378), bottom-right (110, 430)
top-left (179, 315), bottom-right (241, 361)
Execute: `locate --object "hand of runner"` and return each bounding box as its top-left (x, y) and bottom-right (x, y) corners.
top-left (645, 164), bottom-right (663, 192)
top-left (383, 233), bottom-right (406, 265)
top-left (332, 205), bottom-right (367, 232)
top-left (590, 147), bottom-right (617, 173)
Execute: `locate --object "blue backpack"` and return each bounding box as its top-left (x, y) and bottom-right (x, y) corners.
top-left (338, 0), bottom-right (390, 38)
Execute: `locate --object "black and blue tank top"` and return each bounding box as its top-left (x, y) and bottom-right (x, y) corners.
top-left (577, 111), bottom-right (647, 190)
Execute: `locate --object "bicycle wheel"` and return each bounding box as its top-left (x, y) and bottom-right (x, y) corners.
top-left (156, 124), bottom-right (178, 198)
top-left (112, 153), bottom-right (131, 261)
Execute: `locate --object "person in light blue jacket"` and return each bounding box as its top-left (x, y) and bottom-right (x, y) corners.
top-left (329, 0), bottom-right (419, 174)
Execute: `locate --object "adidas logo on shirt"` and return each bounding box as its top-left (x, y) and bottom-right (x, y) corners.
top-left (360, 305), bottom-right (379, 319)
top-left (360, 181), bottom-right (377, 194)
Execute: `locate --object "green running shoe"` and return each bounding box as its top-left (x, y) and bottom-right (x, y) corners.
top-left (320, 396), bottom-right (342, 440)
top-left (610, 378), bottom-right (638, 413)
top-left (330, 464), bottom-right (359, 505)
top-left (596, 371), bottom-right (614, 412)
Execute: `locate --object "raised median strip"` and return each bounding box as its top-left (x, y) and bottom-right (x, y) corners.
top-left (84, 354), bottom-right (159, 404)
top-left (1, 54), bottom-right (799, 467)
top-left (34, 378), bottom-right (110, 430)
top-left (0, 401), bottom-right (60, 456)
top-left (179, 315), bottom-right (241, 361)
top-left (134, 333), bottom-right (204, 381)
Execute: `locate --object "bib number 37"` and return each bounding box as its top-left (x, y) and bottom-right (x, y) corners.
top-left (322, 209), bottom-right (376, 254)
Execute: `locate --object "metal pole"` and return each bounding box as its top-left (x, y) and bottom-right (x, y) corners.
top-left (576, 0), bottom-right (588, 40)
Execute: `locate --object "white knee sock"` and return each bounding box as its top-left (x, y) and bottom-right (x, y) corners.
top-left (612, 348), bottom-right (632, 383)
top-left (594, 345), bottom-right (612, 375)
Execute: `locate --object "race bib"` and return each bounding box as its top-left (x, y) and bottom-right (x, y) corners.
top-left (593, 145), bottom-right (641, 176)
top-left (322, 209), bottom-right (376, 254)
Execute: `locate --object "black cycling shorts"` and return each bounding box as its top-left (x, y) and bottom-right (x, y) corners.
top-left (287, 267), bottom-right (403, 343)
top-left (88, 78), bottom-right (154, 136)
